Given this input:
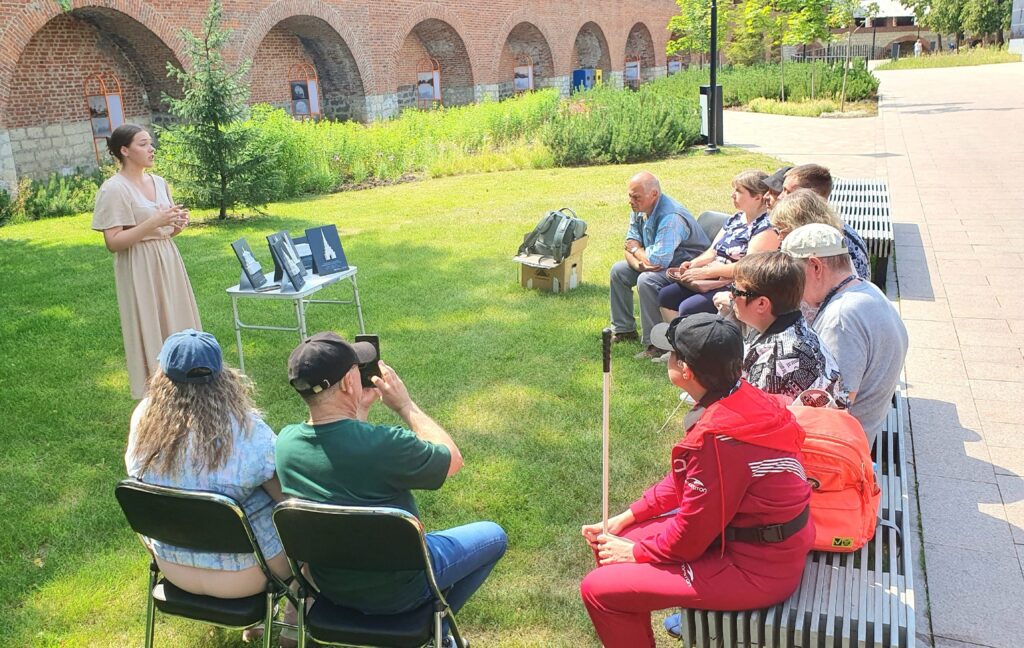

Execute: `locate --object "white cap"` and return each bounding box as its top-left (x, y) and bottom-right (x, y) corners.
top-left (781, 223), bottom-right (847, 259)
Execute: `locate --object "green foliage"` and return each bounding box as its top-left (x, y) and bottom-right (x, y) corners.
top-left (158, 0), bottom-right (281, 219)
top-left (542, 79), bottom-right (701, 166)
top-left (746, 96), bottom-right (842, 115)
top-left (666, 61), bottom-right (878, 105)
top-left (961, 0), bottom-right (1007, 37)
top-left (667, 0), bottom-right (711, 57)
top-left (874, 44), bottom-right (1021, 69)
top-left (0, 169), bottom-right (105, 224)
top-left (244, 89), bottom-right (561, 196)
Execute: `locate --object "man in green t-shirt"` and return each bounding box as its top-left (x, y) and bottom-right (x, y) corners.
top-left (276, 332), bottom-right (507, 644)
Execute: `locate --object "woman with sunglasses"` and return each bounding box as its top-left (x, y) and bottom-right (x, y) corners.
top-left (729, 251), bottom-right (848, 406)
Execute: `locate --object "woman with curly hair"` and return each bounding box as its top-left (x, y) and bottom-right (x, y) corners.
top-left (125, 329), bottom-right (290, 619)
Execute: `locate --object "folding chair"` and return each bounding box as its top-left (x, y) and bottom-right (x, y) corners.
top-left (114, 478), bottom-right (293, 648)
top-left (272, 500), bottom-right (465, 648)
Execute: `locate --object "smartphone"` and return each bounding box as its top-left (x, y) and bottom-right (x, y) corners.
top-left (355, 334), bottom-right (381, 388)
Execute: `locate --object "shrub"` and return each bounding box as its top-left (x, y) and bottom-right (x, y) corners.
top-left (1, 169), bottom-right (105, 223)
top-left (543, 79), bottom-right (701, 166)
top-left (666, 60), bottom-right (879, 106)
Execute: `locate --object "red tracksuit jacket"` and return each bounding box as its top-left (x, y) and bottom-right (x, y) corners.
top-left (629, 381), bottom-right (814, 585)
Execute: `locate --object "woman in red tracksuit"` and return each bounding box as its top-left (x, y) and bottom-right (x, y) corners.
top-left (581, 313), bottom-right (813, 647)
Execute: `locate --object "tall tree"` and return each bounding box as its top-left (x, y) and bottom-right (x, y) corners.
top-left (828, 0), bottom-right (878, 111)
top-left (667, 0), bottom-right (712, 66)
top-left (159, 0), bottom-right (281, 219)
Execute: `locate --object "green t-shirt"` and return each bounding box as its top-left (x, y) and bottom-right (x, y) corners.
top-left (276, 418), bottom-right (451, 612)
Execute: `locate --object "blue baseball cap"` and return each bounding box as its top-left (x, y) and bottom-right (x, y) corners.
top-left (158, 329), bottom-right (223, 384)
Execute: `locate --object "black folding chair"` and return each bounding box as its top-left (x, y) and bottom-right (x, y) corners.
top-left (272, 500), bottom-right (465, 648)
top-left (114, 478), bottom-right (293, 648)
top-left (697, 210), bottom-right (730, 242)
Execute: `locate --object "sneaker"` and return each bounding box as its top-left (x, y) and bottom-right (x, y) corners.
top-left (610, 330), bottom-right (639, 344)
top-left (633, 345), bottom-right (662, 360)
top-left (652, 351), bottom-right (670, 364)
top-left (663, 612), bottom-right (682, 638)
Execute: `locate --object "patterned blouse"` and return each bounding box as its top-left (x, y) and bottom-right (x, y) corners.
top-left (126, 401), bottom-right (282, 571)
top-left (844, 223), bottom-right (872, 281)
top-left (714, 211), bottom-right (773, 264)
top-left (742, 311), bottom-right (850, 406)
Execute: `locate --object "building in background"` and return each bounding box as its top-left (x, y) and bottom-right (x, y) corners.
top-left (0, 0), bottom-right (676, 192)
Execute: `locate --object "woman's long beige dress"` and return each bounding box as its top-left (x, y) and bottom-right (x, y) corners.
top-left (92, 173), bottom-right (202, 399)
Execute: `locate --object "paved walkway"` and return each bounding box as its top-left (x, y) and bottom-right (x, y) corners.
top-left (725, 62), bottom-right (1024, 648)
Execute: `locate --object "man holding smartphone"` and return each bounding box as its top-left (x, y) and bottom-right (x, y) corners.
top-left (276, 332), bottom-right (507, 647)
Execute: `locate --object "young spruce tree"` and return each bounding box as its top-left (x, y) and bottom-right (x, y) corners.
top-left (160, 0), bottom-right (280, 219)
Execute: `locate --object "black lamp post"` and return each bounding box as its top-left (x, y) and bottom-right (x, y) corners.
top-left (705, 0), bottom-right (720, 154)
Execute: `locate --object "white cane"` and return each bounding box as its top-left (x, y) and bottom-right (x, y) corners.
top-left (601, 328), bottom-right (612, 534)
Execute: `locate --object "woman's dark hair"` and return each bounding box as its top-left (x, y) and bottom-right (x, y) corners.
top-left (107, 123), bottom-right (146, 163)
top-left (687, 356), bottom-right (743, 394)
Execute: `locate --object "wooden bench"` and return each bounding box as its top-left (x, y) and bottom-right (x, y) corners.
top-left (672, 391), bottom-right (916, 648)
top-left (829, 179), bottom-right (896, 289)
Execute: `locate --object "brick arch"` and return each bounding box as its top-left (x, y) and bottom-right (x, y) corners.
top-left (572, 21), bottom-right (612, 73)
top-left (490, 10), bottom-right (564, 80)
top-left (0, 1), bottom-right (183, 128)
top-left (624, 23), bottom-right (657, 68)
top-left (495, 22), bottom-right (556, 94)
top-left (886, 35), bottom-right (930, 56)
top-left (386, 3), bottom-right (479, 84)
top-left (238, 0), bottom-right (375, 96)
top-left (392, 9), bottom-right (476, 109)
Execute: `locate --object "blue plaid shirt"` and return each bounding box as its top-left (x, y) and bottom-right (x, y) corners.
top-left (126, 401), bottom-right (282, 571)
top-left (625, 194), bottom-right (699, 268)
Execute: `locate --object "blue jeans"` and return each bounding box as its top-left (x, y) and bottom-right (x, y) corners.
top-left (420, 521), bottom-right (507, 616)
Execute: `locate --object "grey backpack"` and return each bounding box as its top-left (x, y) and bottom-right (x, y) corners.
top-left (517, 208), bottom-right (587, 264)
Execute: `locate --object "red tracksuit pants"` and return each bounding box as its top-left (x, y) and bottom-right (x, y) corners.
top-left (579, 517), bottom-right (802, 647)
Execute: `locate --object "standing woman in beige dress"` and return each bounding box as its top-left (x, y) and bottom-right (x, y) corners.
top-left (92, 124), bottom-right (202, 399)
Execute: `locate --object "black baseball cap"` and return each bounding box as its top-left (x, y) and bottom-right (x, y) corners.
top-left (650, 313), bottom-right (743, 373)
top-left (288, 332), bottom-right (378, 395)
top-left (764, 166), bottom-right (793, 193)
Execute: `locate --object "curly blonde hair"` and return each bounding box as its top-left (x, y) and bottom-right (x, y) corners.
top-left (770, 189), bottom-right (843, 237)
top-left (132, 368), bottom-right (259, 477)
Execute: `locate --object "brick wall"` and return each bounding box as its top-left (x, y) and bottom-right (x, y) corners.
top-left (0, 0), bottom-right (678, 187)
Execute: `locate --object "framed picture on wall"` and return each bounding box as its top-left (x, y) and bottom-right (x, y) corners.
top-left (291, 81), bottom-right (310, 116)
top-left (514, 65), bottom-right (534, 92)
top-left (417, 72), bottom-right (437, 101)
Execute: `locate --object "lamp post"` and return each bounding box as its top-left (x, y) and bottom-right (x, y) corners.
top-left (705, 0), bottom-right (720, 154)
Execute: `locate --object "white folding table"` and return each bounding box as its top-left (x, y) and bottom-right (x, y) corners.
top-left (226, 267), bottom-right (365, 373)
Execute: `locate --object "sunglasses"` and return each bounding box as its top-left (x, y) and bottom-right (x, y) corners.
top-left (727, 284), bottom-right (761, 300)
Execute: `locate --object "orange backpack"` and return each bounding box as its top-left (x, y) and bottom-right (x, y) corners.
top-left (789, 405), bottom-right (881, 552)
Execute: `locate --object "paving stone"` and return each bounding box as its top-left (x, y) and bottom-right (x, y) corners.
top-left (899, 298), bottom-right (953, 322)
top-left (912, 416), bottom-right (995, 483)
top-left (924, 542), bottom-right (1024, 648)
top-left (970, 380), bottom-right (1024, 403)
top-left (991, 448), bottom-right (1024, 477)
top-left (904, 319), bottom-right (960, 349)
top-left (981, 422), bottom-right (1024, 449)
top-left (917, 475), bottom-right (1013, 554)
top-left (975, 399), bottom-right (1024, 426)
top-left (905, 346), bottom-right (968, 386)
top-left (997, 474), bottom-right (1024, 545)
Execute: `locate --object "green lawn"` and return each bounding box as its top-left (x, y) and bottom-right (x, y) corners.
top-left (874, 46), bottom-right (1022, 70)
top-left (0, 149), bottom-right (780, 647)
